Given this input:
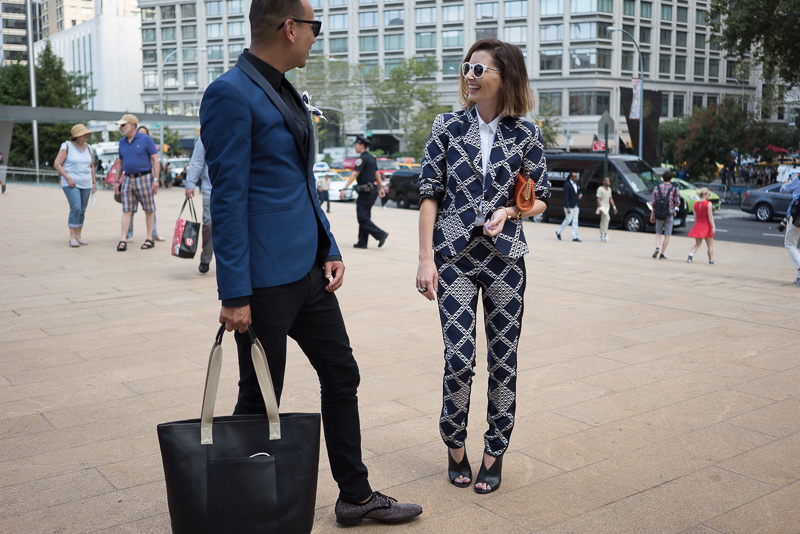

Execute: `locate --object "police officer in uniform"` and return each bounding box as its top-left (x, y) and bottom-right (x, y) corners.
top-left (341, 135), bottom-right (389, 248)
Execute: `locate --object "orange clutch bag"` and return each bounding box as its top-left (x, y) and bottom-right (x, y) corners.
top-left (514, 172), bottom-right (536, 212)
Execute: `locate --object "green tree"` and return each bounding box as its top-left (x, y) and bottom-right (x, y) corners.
top-left (402, 104), bottom-right (450, 159)
top-left (0, 40), bottom-right (94, 167)
top-left (535, 99), bottom-right (561, 149)
top-left (709, 0), bottom-right (800, 85)
top-left (675, 97), bottom-right (755, 179)
top-left (161, 126), bottom-right (183, 157)
top-left (365, 57), bottom-right (440, 150)
top-left (659, 116), bottom-right (690, 164)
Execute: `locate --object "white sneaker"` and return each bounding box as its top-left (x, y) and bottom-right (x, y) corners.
top-left (794, 277), bottom-right (800, 286)
top-left (605, 234), bottom-right (610, 242)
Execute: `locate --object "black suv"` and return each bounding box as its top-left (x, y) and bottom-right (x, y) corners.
top-left (388, 170), bottom-right (421, 209)
top-left (539, 153), bottom-right (688, 232)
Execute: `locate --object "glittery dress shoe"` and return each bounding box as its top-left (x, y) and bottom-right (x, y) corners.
top-left (335, 492), bottom-right (422, 526)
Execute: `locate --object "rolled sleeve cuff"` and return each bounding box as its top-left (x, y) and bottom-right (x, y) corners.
top-left (222, 296), bottom-right (250, 308)
top-left (324, 255), bottom-right (343, 263)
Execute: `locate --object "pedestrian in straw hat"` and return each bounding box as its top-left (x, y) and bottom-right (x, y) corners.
top-left (54, 124), bottom-right (97, 247)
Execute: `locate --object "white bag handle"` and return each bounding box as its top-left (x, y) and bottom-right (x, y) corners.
top-left (200, 325), bottom-right (281, 445)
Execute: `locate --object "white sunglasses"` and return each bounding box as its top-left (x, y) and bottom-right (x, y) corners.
top-left (461, 62), bottom-right (501, 79)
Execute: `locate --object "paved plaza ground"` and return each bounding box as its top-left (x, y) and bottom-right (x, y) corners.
top-left (1, 183), bottom-right (800, 533)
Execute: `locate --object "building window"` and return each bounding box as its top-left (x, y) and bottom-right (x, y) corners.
top-left (695, 33), bottom-right (706, 49)
top-left (228, 21), bottom-right (244, 37)
top-left (360, 35), bottom-right (378, 52)
top-left (330, 0), bottom-right (347, 6)
top-left (540, 24), bottom-right (563, 42)
top-left (676, 31), bottom-right (686, 48)
top-left (330, 37), bottom-right (347, 53)
top-left (360, 59), bottom-right (379, 77)
top-left (385, 58), bottom-right (403, 76)
top-left (696, 9), bottom-right (706, 26)
top-left (505, 25), bottom-right (527, 44)
top-left (641, 1), bottom-right (651, 18)
top-left (707, 95), bottom-right (717, 106)
top-left (539, 91), bottom-right (562, 113)
top-left (675, 55), bottom-right (686, 75)
top-left (162, 48), bottom-right (177, 63)
top-left (621, 50), bottom-right (633, 71)
top-left (163, 69), bottom-right (178, 87)
top-left (659, 54), bottom-right (671, 74)
top-left (676, 6), bottom-right (688, 23)
top-left (441, 30), bottom-right (463, 48)
top-left (309, 0), bottom-right (321, 7)
top-left (623, 0), bottom-right (634, 16)
top-left (571, 0), bottom-right (613, 14)
top-left (673, 94), bottom-right (684, 117)
top-left (229, 43), bottom-right (244, 56)
top-left (639, 27), bottom-right (651, 44)
top-left (661, 4), bottom-right (672, 21)
top-left (442, 5), bottom-right (464, 22)
top-left (359, 12), bottom-right (377, 28)
top-left (694, 58), bottom-right (705, 77)
top-left (385, 33), bottom-right (404, 50)
top-left (571, 22), bottom-right (611, 40)
top-left (182, 25), bottom-right (197, 40)
top-left (329, 13), bottom-right (347, 30)
top-left (660, 29), bottom-right (671, 46)
top-left (569, 91), bottom-right (610, 115)
top-left (476, 27), bottom-right (498, 40)
top-left (141, 7), bottom-right (155, 21)
top-left (540, 0), bottom-right (563, 16)
top-left (384, 9), bottom-right (404, 26)
top-left (505, 0), bottom-right (527, 18)
top-left (227, 0), bottom-right (242, 15)
top-left (443, 56), bottom-right (461, 76)
top-left (143, 70), bottom-right (157, 88)
top-left (540, 50), bottom-right (563, 71)
top-left (184, 70), bottom-right (198, 86)
top-left (206, 23), bottom-right (222, 38)
top-left (726, 60), bottom-right (738, 80)
top-left (181, 4), bottom-right (196, 18)
top-left (570, 48), bottom-right (611, 69)
top-left (416, 7), bottom-right (435, 24)
top-left (709, 38), bottom-right (719, 52)
top-left (416, 32), bottom-right (435, 49)
top-left (142, 49), bottom-right (157, 63)
top-left (709, 58), bottom-right (719, 78)
top-left (622, 24), bottom-right (635, 41)
top-left (662, 94), bottom-right (669, 116)
top-left (476, 2), bottom-right (498, 20)
top-left (162, 27), bottom-right (176, 41)
top-left (142, 28), bottom-right (156, 42)
top-left (642, 52), bottom-right (651, 74)
top-left (208, 45), bottom-right (224, 60)
top-left (692, 94), bottom-right (703, 109)
top-left (206, 1), bottom-right (221, 17)
top-left (183, 48), bottom-right (198, 61)
top-left (208, 67), bottom-right (224, 81)
top-left (161, 5), bottom-right (175, 19)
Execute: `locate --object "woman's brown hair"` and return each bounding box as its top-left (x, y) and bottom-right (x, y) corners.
top-left (458, 39), bottom-right (534, 118)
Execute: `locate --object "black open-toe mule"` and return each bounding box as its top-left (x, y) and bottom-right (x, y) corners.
top-left (474, 454), bottom-right (503, 494)
top-left (448, 448), bottom-right (472, 488)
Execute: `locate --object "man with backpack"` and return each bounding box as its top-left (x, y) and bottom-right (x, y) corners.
top-left (650, 170), bottom-right (681, 260)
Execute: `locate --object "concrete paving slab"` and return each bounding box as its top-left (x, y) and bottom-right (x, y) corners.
top-left (2, 184), bottom-right (800, 532)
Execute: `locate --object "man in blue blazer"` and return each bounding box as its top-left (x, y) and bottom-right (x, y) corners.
top-left (200, 0), bottom-right (421, 526)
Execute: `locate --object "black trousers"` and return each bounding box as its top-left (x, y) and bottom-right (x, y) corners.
top-left (233, 264), bottom-right (372, 504)
top-left (355, 189), bottom-right (385, 245)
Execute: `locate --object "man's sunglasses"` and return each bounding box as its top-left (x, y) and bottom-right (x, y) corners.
top-left (276, 18), bottom-right (322, 37)
top-left (461, 62), bottom-right (501, 79)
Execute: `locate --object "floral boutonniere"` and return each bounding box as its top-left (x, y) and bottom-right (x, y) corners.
top-left (301, 91), bottom-right (326, 121)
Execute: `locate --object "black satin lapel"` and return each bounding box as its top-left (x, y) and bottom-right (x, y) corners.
top-left (235, 57), bottom-right (306, 154)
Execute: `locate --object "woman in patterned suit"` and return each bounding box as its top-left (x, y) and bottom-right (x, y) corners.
top-left (416, 39), bottom-right (550, 494)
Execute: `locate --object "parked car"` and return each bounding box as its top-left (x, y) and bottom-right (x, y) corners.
top-left (671, 178), bottom-right (721, 212)
top-left (315, 171), bottom-right (354, 201)
top-left (536, 153), bottom-right (688, 232)
top-left (166, 157), bottom-right (191, 186)
top-left (388, 170), bottom-right (421, 209)
top-left (740, 183), bottom-right (792, 221)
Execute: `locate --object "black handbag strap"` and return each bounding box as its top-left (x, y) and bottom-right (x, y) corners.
top-left (178, 197), bottom-right (199, 222)
top-left (201, 325), bottom-right (281, 445)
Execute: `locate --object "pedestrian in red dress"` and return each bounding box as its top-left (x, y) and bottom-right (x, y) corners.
top-left (687, 188), bottom-right (716, 264)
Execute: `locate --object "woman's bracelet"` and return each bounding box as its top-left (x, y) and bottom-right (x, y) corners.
top-left (502, 206), bottom-right (520, 220)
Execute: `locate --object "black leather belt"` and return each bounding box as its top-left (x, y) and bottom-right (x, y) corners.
top-left (128, 171), bottom-right (151, 178)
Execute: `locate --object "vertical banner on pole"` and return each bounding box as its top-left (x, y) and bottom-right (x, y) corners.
top-left (630, 78), bottom-right (642, 120)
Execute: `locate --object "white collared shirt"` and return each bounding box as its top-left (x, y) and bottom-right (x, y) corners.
top-left (477, 112), bottom-right (501, 178)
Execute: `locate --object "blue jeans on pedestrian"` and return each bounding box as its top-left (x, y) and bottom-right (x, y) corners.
top-left (63, 186), bottom-right (91, 228)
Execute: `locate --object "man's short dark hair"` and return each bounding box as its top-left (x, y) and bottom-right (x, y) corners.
top-left (250, 0), bottom-right (304, 44)
top-left (663, 170), bottom-right (673, 181)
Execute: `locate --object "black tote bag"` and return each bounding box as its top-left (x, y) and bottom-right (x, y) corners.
top-left (171, 197), bottom-right (201, 259)
top-left (157, 326), bottom-right (321, 534)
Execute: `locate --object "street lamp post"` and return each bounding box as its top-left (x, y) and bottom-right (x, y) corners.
top-left (328, 57), bottom-right (368, 135)
top-left (158, 47), bottom-right (205, 156)
top-left (609, 28), bottom-right (644, 160)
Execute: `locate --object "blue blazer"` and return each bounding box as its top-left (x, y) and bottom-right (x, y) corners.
top-left (563, 180), bottom-right (581, 208)
top-left (419, 108), bottom-right (550, 258)
top-left (200, 56), bottom-right (340, 301)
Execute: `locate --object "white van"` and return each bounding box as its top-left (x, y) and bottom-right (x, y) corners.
top-left (93, 142), bottom-right (119, 171)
